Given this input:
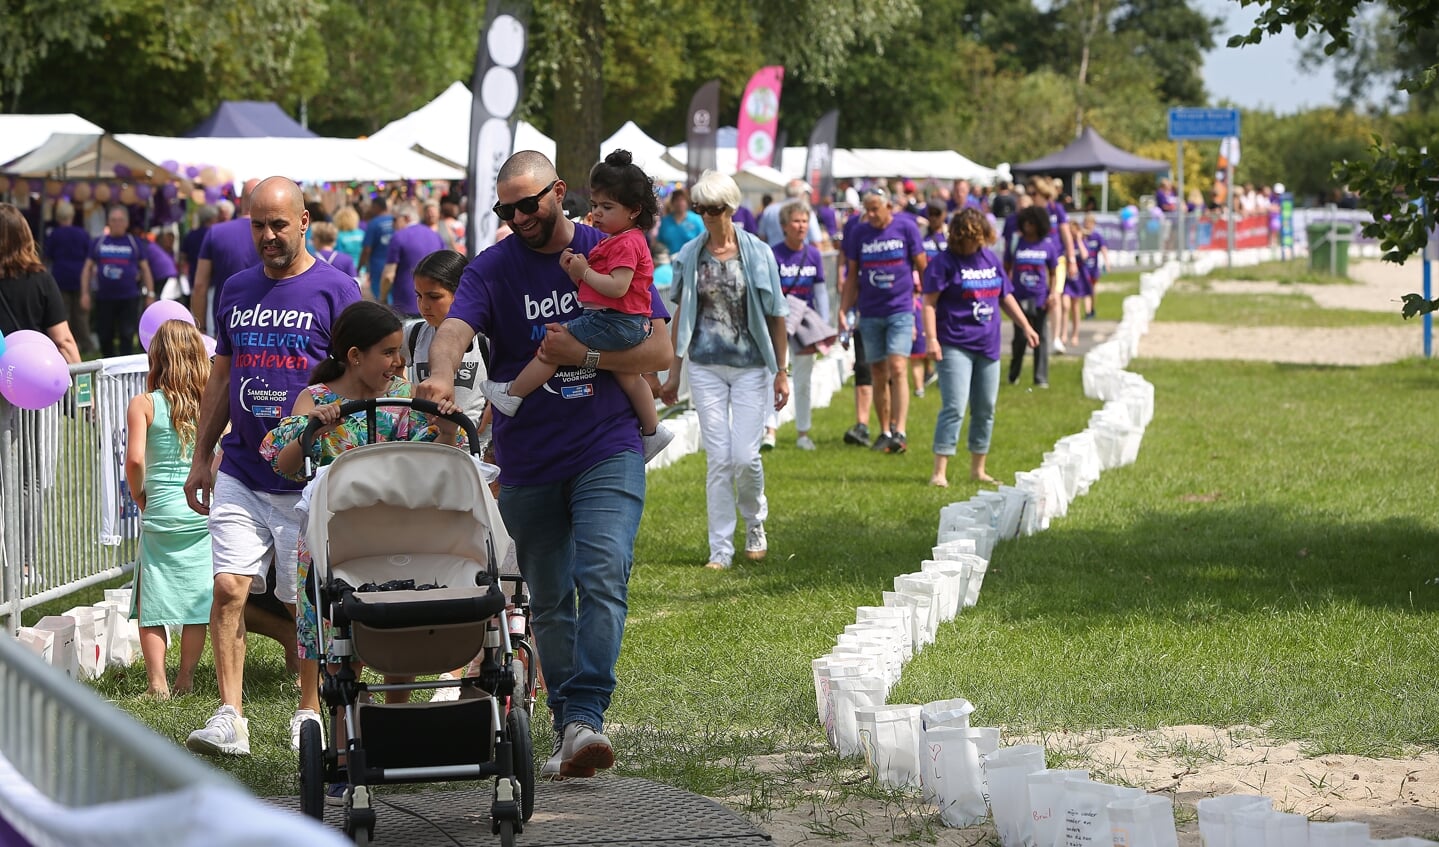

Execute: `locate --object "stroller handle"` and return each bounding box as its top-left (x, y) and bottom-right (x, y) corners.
top-left (299, 397), bottom-right (485, 458)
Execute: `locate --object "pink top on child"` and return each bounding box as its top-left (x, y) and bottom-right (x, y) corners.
top-left (579, 227), bottom-right (654, 315)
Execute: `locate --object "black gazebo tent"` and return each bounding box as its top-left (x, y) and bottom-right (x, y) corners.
top-left (1011, 126), bottom-right (1169, 211)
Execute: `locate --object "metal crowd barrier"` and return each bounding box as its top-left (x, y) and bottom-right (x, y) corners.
top-left (2, 357), bottom-right (148, 633)
top-left (0, 631), bottom-right (350, 847)
top-left (0, 631), bottom-right (233, 815)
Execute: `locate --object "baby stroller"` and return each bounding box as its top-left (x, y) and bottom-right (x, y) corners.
top-left (294, 398), bottom-right (535, 846)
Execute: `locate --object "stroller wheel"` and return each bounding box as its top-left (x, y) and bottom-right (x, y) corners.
top-left (498, 819), bottom-right (517, 847)
top-left (507, 705), bottom-right (535, 822)
top-left (298, 720), bottom-right (325, 820)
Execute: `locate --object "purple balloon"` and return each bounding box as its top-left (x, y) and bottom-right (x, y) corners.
top-left (161, 183), bottom-right (178, 200)
top-left (113, 163), bottom-right (132, 178)
top-left (4, 330), bottom-right (52, 351)
top-left (139, 301), bottom-right (196, 351)
top-left (202, 187), bottom-right (221, 204)
top-left (160, 160), bottom-right (180, 173)
top-left (135, 184), bottom-right (153, 201)
top-left (185, 165), bottom-right (201, 179)
top-left (0, 340), bottom-right (69, 410)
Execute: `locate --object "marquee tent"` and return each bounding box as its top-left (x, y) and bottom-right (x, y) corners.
top-left (1010, 127), bottom-right (1169, 175)
top-left (599, 121), bottom-right (687, 183)
top-left (369, 81), bottom-right (555, 168)
top-left (0, 114), bottom-right (105, 171)
top-left (665, 140), bottom-right (999, 184)
top-left (185, 101), bottom-right (318, 138)
top-left (116, 135), bottom-right (464, 184)
top-left (1010, 126), bottom-right (1169, 210)
top-left (2, 133), bottom-right (176, 181)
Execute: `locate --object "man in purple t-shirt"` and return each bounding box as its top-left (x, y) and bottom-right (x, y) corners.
top-left (80, 205), bottom-right (155, 357)
top-left (417, 151), bottom-right (673, 783)
top-left (182, 177), bottom-right (360, 758)
top-left (840, 187), bottom-right (927, 455)
top-left (190, 181), bottom-right (261, 333)
top-left (381, 202), bottom-right (445, 316)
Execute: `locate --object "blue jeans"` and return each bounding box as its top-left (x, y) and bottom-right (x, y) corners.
top-left (499, 450), bottom-right (645, 734)
top-left (933, 345), bottom-right (999, 456)
top-left (567, 309), bottom-right (652, 351)
top-left (858, 311), bottom-right (915, 362)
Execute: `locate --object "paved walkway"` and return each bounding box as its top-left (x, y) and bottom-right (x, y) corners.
top-left (270, 777), bottom-right (772, 846)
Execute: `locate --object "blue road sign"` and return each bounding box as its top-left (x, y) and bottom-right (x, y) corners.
top-left (1168, 108), bottom-right (1241, 140)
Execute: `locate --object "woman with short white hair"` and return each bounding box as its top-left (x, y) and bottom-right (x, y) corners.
top-left (660, 172), bottom-right (789, 570)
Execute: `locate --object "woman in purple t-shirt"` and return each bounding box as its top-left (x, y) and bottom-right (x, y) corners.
top-left (921, 209), bottom-right (1038, 487)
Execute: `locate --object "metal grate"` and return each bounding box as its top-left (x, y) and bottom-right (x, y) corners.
top-left (268, 777), bottom-right (773, 846)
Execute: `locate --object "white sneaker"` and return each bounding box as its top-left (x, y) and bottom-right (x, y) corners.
top-left (795, 435), bottom-right (816, 451)
top-left (1053, 337), bottom-right (1067, 354)
top-left (290, 709), bottom-right (322, 752)
top-left (186, 705), bottom-right (250, 757)
top-left (745, 523), bottom-right (767, 561)
top-left (430, 673), bottom-right (460, 702)
top-left (479, 379), bottom-right (522, 417)
top-left (642, 424), bottom-right (676, 462)
top-left (760, 430), bottom-right (777, 451)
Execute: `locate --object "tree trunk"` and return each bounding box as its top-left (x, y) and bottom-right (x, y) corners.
top-left (551, 0), bottom-right (604, 206)
top-left (1075, 0), bottom-right (1103, 137)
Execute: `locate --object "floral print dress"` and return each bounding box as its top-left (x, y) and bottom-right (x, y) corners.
top-left (260, 376), bottom-right (466, 660)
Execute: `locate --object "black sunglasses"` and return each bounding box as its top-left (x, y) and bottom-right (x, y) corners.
top-left (693, 204), bottom-right (729, 216)
top-left (493, 180), bottom-right (558, 221)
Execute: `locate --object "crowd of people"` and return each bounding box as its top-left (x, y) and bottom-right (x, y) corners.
top-left (4, 158), bottom-right (1134, 803)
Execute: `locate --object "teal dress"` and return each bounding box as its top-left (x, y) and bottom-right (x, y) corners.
top-left (128, 392), bottom-right (212, 626)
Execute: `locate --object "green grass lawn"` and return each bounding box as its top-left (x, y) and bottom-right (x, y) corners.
top-left (1093, 282), bottom-right (1400, 328)
top-left (1199, 258), bottom-right (1351, 286)
top-left (49, 353), bottom-right (1439, 809)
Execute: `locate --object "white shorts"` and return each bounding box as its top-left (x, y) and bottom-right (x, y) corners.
top-left (209, 471), bottom-right (302, 605)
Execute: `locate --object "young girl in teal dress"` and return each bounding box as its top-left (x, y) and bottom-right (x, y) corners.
top-left (124, 319), bottom-right (213, 698)
top-left (260, 300), bottom-right (464, 767)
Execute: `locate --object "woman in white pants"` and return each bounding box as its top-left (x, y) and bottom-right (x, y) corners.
top-left (660, 172), bottom-right (789, 570)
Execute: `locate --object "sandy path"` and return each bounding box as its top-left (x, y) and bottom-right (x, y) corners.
top-left (738, 260), bottom-right (1438, 845)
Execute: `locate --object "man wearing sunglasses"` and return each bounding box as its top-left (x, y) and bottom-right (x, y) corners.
top-left (417, 151), bottom-right (673, 782)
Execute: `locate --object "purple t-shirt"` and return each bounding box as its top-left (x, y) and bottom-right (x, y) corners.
top-left (771, 241), bottom-right (825, 308)
top-left (923, 248), bottom-right (1011, 360)
top-left (199, 218), bottom-right (261, 324)
top-left (88, 235), bottom-right (146, 300)
top-left (922, 232), bottom-right (947, 260)
top-left (314, 247), bottom-right (358, 280)
top-left (214, 260), bottom-right (361, 493)
top-left (732, 205), bottom-right (757, 234)
top-left (385, 223), bottom-right (446, 315)
top-left (180, 224), bottom-right (209, 273)
top-left (146, 241), bottom-right (178, 281)
top-left (815, 205), bottom-right (837, 238)
top-left (1083, 231), bottom-right (1106, 277)
top-left (1007, 237), bottom-right (1058, 308)
top-left (44, 225), bottom-right (91, 291)
top-left (1046, 202), bottom-right (1069, 253)
top-left (843, 215), bottom-right (925, 317)
top-left (449, 223), bottom-right (671, 486)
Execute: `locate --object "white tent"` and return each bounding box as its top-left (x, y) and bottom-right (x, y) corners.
top-left (599, 121), bottom-right (687, 183)
top-left (2, 133), bottom-right (177, 181)
top-left (0, 114), bottom-right (105, 171)
top-left (665, 141), bottom-right (999, 184)
top-left (369, 81), bottom-right (555, 168)
top-left (115, 135), bottom-right (464, 184)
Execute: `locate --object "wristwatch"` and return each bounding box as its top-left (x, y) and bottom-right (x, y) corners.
top-left (583, 348), bottom-right (601, 369)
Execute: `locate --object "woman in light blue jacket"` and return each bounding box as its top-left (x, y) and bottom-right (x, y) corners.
top-left (660, 172), bottom-right (789, 570)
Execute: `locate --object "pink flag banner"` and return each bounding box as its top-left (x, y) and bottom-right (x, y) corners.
top-left (736, 66), bottom-right (785, 171)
